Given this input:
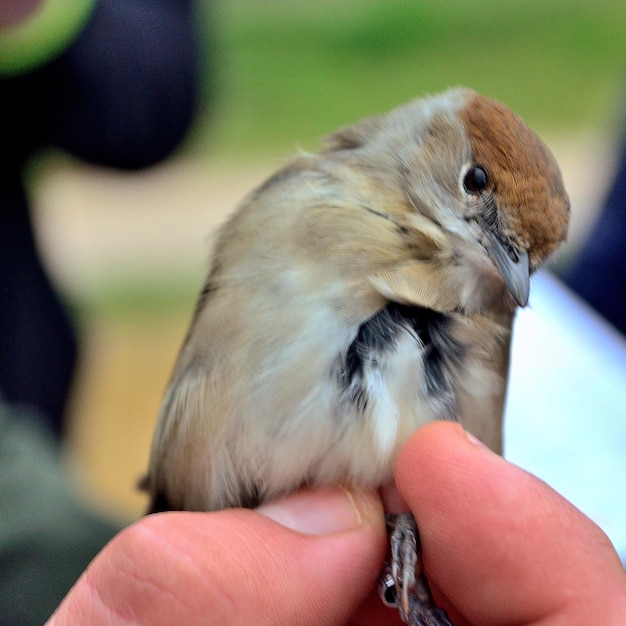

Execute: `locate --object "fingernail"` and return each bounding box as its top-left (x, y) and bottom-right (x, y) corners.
top-left (464, 429), bottom-right (492, 451)
top-left (257, 487), bottom-right (379, 535)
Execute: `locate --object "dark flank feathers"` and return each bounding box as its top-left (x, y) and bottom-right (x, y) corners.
top-left (340, 303), bottom-right (465, 418)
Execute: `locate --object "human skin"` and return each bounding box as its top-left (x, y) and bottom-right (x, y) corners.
top-left (0, 0), bottom-right (43, 27)
top-left (47, 422), bottom-right (626, 625)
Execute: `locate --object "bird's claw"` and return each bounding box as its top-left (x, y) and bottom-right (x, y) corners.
top-left (381, 513), bottom-right (454, 626)
top-left (389, 512), bottom-right (418, 616)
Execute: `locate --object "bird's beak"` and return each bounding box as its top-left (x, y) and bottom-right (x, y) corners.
top-left (484, 229), bottom-right (530, 307)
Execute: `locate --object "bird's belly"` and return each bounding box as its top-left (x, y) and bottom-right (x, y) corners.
top-left (323, 327), bottom-right (435, 487)
top-left (230, 303), bottom-right (474, 505)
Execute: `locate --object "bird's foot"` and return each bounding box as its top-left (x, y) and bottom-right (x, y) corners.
top-left (381, 512), bottom-right (454, 626)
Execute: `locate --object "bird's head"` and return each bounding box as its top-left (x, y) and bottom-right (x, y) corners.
top-left (324, 88), bottom-right (570, 314)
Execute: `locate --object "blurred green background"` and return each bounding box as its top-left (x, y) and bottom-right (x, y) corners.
top-left (198, 0), bottom-right (626, 157)
top-left (35, 0), bottom-right (625, 516)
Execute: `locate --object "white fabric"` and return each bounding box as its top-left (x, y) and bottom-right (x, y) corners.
top-left (505, 271), bottom-right (626, 563)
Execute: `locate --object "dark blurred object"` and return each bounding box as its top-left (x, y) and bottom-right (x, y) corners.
top-left (562, 108), bottom-right (626, 335)
top-left (0, 0), bottom-right (199, 439)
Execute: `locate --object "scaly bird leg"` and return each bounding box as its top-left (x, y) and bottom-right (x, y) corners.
top-left (382, 512), bottom-right (454, 626)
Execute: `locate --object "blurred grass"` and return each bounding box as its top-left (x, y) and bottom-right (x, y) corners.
top-left (196, 0), bottom-right (626, 159)
top-left (71, 280), bottom-right (200, 320)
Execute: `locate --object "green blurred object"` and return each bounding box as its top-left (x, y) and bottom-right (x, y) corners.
top-left (196, 0), bottom-right (626, 157)
top-left (0, 0), bottom-right (95, 75)
top-left (0, 402), bottom-right (124, 624)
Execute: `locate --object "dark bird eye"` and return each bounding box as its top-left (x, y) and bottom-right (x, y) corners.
top-left (463, 165), bottom-right (489, 194)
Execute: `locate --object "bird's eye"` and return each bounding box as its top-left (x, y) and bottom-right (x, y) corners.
top-left (462, 165), bottom-right (489, 194)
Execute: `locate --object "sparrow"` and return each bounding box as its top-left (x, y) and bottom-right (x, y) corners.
top-left (143, 87), bottom-right (570, 625)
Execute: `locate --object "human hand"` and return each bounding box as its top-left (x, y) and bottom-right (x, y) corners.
top-left (46, 488), bottom-right (388, 625)
top-left (47, 422), bottom-right (626, 625)
top-left (385, 422), bottom-right (626, 625)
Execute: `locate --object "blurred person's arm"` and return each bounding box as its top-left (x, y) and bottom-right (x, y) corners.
top-left (0, 0), bottom-right (200, 438)
top-left (1, 0), bottom-right (199, 169)
top-left (51, 0), bottom-right (200, 169)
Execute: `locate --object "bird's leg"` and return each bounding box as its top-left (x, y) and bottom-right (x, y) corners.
top-left (381, 512), bottom-right (454, 626)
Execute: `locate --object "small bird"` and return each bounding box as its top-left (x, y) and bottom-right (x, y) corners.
top-left (144, 88), bottom-right (569, 624)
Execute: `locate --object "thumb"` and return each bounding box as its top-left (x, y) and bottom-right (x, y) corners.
top-left (47, 488), bottom-right (387, 626)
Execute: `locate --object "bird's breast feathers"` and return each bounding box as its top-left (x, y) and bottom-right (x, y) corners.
top-left (158, 294), bottom-right (509, 511)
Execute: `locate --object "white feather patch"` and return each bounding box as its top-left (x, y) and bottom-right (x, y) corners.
top-left (362, 327), bottom-right (429, 465)
top-left (364, 367), bottom-right (399, 462)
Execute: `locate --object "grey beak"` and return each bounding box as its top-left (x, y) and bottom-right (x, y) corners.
top-left (484, 231), bottom-right (530, 307)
